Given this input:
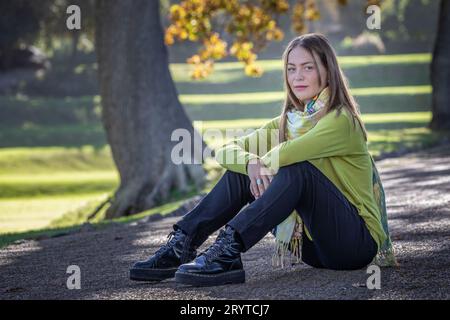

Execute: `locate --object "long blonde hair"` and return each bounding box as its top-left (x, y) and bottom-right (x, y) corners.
top-left (279, 33), bottom-right (368, 142)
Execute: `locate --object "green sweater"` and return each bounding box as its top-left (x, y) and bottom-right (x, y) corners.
top-left (215, 108), bottom-right (387, 250)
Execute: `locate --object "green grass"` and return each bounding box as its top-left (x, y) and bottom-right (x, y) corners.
top-left (179, 85), bottom-right (431, 104)
top-left (368, 127), bottom-right (441, 156)
top-left (0, 124), bottom-right (107, 148)
top-left (0, 95), bottom-right (100, 126)
top-left (0, 52), bottom-right (443, 247)
top-left (194, 111), bottom-right (431, 130)
top-left (169, 54), bottom-right (431, 93)
top-left (0, 145), bottom-right (114, 175)
top-left (0, 179), bottom-right (215, 249)
top-left (0, 193), bottom-right (109, 234)
top-left (169, 53), bottom-right (431, 74)
top-left (0, 171), bottom-right (118, 199)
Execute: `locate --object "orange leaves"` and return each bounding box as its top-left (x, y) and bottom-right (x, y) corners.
top-left (187, 54), bottom-right (201, 65)
top-left (292, 1), bottom-right (306, 34)
top-left (367, 0), bottom-right (381, 6)
top-left (265, 19), bottom-right (283, 41)
top-left (165, 0), bottom-right (290, 80)
top-left (275, 0), bottom-right (290, 12)
top-left (292, 0), bottom-right (321, 34)
top-left (164, 0), bottom-right (211, 47)
top-left (188, 58), bottom-right (215, 80)
top-left (305, 0), bottom-right (320, 21)
top-left (261, 0), bottom-right (289, 13)
top-left (230, 42), bottom-right (263, 77)
top-left (365, 0), bottom-right (381, 10)
top-left (266, 27), bottom-right (284, 41)
top-left (164, 25), bottom-right (176, 46)
top-left (244, 63), bottom-right (263, 77)
top-left (169, 4), bottom-right (186, 21)
top-left (230, 42), bottom-right (254, 63)
top-left (186, 39), bottom-right (264, 80)
top-left (185, 33), bottom-right (227, 80)
top-left (165, 0), bottom-right (381, 79)
top-left (200, 33), bottom-right (227, 60)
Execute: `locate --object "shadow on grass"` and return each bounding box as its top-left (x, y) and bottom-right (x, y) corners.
top-left (0, 125), bottom-right (107, 148)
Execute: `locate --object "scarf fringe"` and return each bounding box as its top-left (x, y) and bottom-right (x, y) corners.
top-left (272, 238), bottom-right (399, 269)
top-left (372, 245), bottom-right (399, 267)
top-left (271, 238), bottom-right (302, 268)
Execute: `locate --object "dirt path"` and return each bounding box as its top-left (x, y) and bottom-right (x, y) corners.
top-left (1, 145), bottom-right (449, 300)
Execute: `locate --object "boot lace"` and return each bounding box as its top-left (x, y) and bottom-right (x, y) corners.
top-left (201, 230), bottom-right (231, 263)
top-left (153, 230), bottom-right (180, 257)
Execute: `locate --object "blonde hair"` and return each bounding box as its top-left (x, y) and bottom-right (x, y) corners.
top-left (279, 33), bottom-right (368, 142)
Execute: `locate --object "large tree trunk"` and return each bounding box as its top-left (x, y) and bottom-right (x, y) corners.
top-left (429, 0), bottom-right (450, 130)
top-left (95, 0), bottom-right (211, 218)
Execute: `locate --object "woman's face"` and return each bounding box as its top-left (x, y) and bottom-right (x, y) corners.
top-left (287, 46), bottom-right (328, 105)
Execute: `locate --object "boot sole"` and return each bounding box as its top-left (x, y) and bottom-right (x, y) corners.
top-left (175, 269), bottom-right (245, 287)
top-left (130, 267), bottom-right (178, 281)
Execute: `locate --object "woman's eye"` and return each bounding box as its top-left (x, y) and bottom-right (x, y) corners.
top-left (305, 65), bottom-right (313, 71)
top-left (287, 68), bottom-right (295, 71)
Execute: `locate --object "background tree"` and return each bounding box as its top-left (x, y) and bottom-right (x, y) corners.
top-left (0, 0), bottom-right (96, 69)
top-left (40, 0), bottom-right (96, 59)
top-left (95, 0), bottom-right (208, 218)
top-left (0, 0), bottom-right (50, 69)
top-left (430, 0), bottom-right (450, 130)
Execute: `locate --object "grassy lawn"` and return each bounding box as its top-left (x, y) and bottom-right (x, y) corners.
top-left (178, 85), bottom-right (432, 104)
top-left (0, 52), bottom-right (445, 247)
top-left (0, 171), bottom-right (117, 198)
top-left (0, 190), bottom-right (205, 249)
top-left (0, 145), bottom-right (114, 175)
top-left (0, 193), bottom-right (109, 233)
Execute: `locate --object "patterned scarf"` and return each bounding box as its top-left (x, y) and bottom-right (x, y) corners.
top-left (271, 87), bottom-right (398, 268)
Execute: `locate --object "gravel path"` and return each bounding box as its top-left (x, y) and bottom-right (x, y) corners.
top-left (1, 145), bottom-right (449, 300)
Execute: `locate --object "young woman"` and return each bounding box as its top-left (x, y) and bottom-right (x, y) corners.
top-left (130, 33), bottom-right (393, 287)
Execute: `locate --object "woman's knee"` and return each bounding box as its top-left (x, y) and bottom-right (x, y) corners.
top-left (276, 161), bottom-right (311, 179)
top-left (223, 169), bottom-right (245, 179)
top-left (279, 161), bottom-right (311, 172)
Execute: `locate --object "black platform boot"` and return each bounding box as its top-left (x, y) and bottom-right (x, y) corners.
top-left (175, 226), bottom-right (245, 287)
top-left (130, 228), bottom-right (197, 281)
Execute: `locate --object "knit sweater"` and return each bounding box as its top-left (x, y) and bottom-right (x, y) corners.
top-left (214, 108), bottom-right (387, 250)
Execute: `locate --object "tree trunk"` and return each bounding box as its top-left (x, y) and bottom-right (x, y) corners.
top-left (95, 0), bottom-right (211, 218)
top-left (429, 0), bottom-right (450, 131)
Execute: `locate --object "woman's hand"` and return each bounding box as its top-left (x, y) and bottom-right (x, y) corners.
top-left (247, 158), bottom-right (274, 199)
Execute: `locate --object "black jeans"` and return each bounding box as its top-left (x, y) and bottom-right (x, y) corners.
top-left (175, 161), bottom-right (378, 270)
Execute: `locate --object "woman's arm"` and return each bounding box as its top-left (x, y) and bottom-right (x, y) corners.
top-left (214, 116), bottom-right (281, 175)
top-left (260, 109), bottom-right (363, 173)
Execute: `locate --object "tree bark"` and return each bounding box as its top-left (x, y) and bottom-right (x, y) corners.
top-left (429, 0), bottom-right (450, 131)
top-left (95, 0), bottom-right (211, 218)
